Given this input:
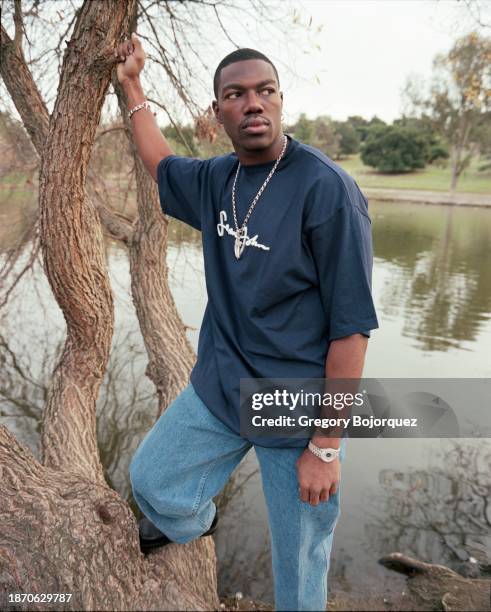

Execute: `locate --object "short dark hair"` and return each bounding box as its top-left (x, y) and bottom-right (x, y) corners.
top-left (213, 48), bottom-right (280, 98)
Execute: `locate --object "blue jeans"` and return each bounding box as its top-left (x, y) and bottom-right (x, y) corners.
top-left (129, 384), bottom-right (345, 611)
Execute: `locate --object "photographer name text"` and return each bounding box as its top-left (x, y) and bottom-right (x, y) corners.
top-left (250, 415), bottom-right (418, 429)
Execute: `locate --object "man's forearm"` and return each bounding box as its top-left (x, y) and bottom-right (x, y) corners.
top-left (326, 333), bottom-right (368, 378)
top-left (312, 333), bottom-right (368, 449)
top-left (121, 76), bottom-right (173, 181)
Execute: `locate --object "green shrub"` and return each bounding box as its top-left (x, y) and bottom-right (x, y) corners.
top-left (360, 125), bottom-right (429, 173)
top-left (429, 142), bottom-right (450, 164)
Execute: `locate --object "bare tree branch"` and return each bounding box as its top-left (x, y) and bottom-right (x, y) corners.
top-left (13, 0), bottom-right (24, 55)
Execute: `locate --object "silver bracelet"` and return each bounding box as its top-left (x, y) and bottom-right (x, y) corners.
top-left (128, 100), bottom-right (152, 120)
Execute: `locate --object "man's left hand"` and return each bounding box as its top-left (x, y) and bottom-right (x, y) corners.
top-left (296, 448), bottom-right (340, 506)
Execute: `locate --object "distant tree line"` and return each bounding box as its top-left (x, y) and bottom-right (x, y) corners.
top-left (286, 113), bottom-right (451, 173)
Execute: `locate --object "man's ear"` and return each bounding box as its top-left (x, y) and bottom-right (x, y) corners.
top-left (212, 100), bottom-right (222, 124)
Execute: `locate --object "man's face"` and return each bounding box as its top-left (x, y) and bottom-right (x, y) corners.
top-left (212, 59), bottom-right (283, 151)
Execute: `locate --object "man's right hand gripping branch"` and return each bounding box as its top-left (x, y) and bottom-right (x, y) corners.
top-left (114, 33), bottom-right (173, 181)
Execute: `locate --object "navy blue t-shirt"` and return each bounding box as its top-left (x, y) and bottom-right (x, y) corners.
top-left (157, 135), bottom-right (379, 447)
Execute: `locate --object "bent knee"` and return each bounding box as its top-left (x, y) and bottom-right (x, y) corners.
top-left (129, 455), bottom-right (196, 518)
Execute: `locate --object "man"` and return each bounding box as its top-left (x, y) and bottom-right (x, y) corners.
top-left (115, 33), bottom-right (378, 611)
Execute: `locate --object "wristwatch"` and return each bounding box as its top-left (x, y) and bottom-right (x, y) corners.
top-left (308, 441), bottom-right (340, 463)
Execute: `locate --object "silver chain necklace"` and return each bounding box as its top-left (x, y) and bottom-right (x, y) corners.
top-left (231, 134), bottom-right (288, 259)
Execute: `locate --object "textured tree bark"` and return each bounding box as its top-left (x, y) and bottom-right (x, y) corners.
top-left (36, 0), bottom-right (132, 482)
top-left (0, 426), bottom-right (217, 611)
top-left (112, 74), bottom-right (195, 409)
top-left (0, 2), bottom-right (218, 610)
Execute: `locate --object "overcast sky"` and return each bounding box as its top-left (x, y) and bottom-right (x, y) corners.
top-left (2, 0), bottom-right (487, 127)
top-left (205, 0), bottom-right (488, 124)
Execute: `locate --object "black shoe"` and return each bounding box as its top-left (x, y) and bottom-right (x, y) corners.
top-left (139, 511), bottom-right (219, 553)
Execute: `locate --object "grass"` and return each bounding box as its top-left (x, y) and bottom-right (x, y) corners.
top-left (0, 171), bottom-right (36, 206)
top-left (336, 154), bottom-right (491, 194)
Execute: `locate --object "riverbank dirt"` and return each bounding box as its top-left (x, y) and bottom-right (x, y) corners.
top-left (364, 187), bottom-right (491, 208)
top-left (220, 592), bottom-right (413, 611)
top-left (220, 552), bottom-right (491, 611)
top-left (220, 592), bottom-right (423, 611)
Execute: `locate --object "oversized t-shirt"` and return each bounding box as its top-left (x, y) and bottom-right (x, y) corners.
top-left (157, 135), bottom-right (379, 447)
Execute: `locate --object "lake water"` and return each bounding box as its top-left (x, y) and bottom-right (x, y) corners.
top-left (1, 198), bottom-right (490, 603)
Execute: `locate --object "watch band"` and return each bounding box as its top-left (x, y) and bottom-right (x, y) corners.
top-left (308, 441), bottom-right (340, 463)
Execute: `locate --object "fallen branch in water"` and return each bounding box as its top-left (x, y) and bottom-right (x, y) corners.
top-left (379, 552), bottom-right (491, 611)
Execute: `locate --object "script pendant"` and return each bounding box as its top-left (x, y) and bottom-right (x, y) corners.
top-left (234, 228), bottom-right (246, 259)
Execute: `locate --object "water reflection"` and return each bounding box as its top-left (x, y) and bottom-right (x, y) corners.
top-left (366, 440), bottom-right (491, 573)
top-left (371, 203), bottom-right (491, 351)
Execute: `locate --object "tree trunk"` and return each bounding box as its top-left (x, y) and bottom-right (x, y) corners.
top-left (449, 145), bottom-right (459, 195)
top-left (0, 425), bottom-right (219, 611)
top-left (37, 0), bottom-right (129, 481)
top-left (111, 67), bottom-right (195, 409)
top-left (0, 2), bottom-right (218, 610)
